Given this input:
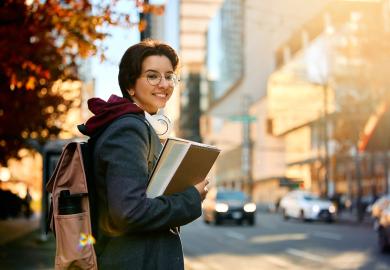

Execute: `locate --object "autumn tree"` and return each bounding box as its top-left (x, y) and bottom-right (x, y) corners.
top-left (0, 0), bottom-right (163, 166)
top-left (328, 5), bottom-right (390, 221)
top-left (331, 7), bottom-right (390, 154)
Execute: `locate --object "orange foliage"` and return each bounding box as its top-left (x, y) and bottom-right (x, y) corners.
top-left (0, 0), bottom-right (165, 165)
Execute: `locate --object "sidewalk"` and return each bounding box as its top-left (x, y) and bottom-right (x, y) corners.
top-left (0, 215), bottom-right (55, 270)
top-left (336, 210), bottom-right (374, 227)
top-left (0, 214), bottom-right (40, 245)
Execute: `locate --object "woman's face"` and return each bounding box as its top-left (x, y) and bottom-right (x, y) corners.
top-left (130, 55), bottom-right (176, 114)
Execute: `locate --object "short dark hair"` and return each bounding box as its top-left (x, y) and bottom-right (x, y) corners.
top-left (118, 39), bottom-right (179, 100)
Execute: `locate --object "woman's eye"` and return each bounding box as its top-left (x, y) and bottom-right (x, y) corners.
top-left (165, 75), bottom-right (174, 81)
top-left (147, 74), bottom-right (159, 80)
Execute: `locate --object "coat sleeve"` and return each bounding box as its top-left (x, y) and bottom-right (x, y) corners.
top-left (97, 116), bottom-right (202, 233)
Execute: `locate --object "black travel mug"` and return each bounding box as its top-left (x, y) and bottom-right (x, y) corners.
top-left (58, 190), bottom-right (83, 215)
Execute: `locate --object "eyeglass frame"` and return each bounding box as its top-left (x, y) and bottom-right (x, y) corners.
top-left (140, 70), bottom-right (180, 87)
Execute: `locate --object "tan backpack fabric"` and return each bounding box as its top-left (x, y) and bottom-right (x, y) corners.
top-left (46, 114), bottom-right (155, 270)
top-left (46, 142), bottom-right (98, 270)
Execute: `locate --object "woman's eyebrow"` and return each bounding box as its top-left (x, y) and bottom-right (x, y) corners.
top-left (145, 69), bottom-right (174, 74)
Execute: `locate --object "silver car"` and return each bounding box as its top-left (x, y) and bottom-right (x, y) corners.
top-left (280, 190), bottom-right (337, 222)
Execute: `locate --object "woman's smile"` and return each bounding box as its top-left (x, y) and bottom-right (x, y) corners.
top-left (131, 55), bottom-right (174, 114)
top-left (153, 92), bottom-right (168, 98)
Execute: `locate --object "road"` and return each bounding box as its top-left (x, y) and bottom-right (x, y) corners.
top-left (181, 212), bottom-right (390, 270)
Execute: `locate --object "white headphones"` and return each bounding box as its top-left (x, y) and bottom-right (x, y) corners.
top-left (144, 111), bottom-right (173, 140)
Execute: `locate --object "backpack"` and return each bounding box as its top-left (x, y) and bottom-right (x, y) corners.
top-left (46, 114), bottom-right (156, 270)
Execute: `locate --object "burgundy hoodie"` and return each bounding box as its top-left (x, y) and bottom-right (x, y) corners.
top-left (78, 94), bottom-right (143, 136)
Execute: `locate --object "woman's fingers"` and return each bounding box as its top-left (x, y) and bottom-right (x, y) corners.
top-left (194, 178), bottom-right (210, 200)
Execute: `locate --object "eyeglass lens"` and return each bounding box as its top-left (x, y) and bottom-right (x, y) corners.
top-left (145, 71), bottom-right (177, 86)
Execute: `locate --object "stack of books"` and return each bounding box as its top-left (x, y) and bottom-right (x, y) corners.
top-left (146, 137), bottom-right (221, 198)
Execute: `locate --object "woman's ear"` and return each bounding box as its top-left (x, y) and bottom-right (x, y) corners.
top-left (127, 89), bottom-right (135, 97)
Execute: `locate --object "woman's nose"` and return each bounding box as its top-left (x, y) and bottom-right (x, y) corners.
top-left (158, 77), bottom-right (170, 88)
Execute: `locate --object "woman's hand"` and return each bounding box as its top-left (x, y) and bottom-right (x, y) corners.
top-left (194, 178), bottom-right (210, 201)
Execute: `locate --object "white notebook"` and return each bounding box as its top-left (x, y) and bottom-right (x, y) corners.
top-left (146, 137), bottom-right (221, 198)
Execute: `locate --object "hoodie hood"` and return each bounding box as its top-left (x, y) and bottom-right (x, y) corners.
top-left (78, 94), bottom-right (143, 136)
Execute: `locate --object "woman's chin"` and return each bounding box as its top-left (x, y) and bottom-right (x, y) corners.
top-left (147, 105), bottom-right (165, 114)
top-left (155, 101), bottom-right (167, 109)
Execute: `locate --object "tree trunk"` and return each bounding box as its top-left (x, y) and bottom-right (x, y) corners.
top-left (354, 147), bottom-right (364, 222)
top-left (385, 151), bottom-right (389, 194)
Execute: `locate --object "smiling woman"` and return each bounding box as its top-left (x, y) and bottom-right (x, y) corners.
top-left (77, 39), bottom-right (210, 270)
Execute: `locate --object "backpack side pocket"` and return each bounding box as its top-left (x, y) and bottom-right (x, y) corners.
top-left (54, 212), bottom-right (97, 270)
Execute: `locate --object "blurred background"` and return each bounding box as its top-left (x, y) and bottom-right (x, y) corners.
top-left (1, 0), bottom-right (390, 269)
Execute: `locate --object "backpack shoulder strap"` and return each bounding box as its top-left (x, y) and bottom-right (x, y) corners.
top-left (115, 113), bottom-right (157, 172)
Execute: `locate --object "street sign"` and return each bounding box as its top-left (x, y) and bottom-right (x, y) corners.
top-left (228, 115), bottom-right (257, 122)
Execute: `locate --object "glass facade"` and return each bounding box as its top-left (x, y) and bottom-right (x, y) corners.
top-left (268, 70), bottom-right (334, 136)
top-left (206, 0), bottom-right (244, 102)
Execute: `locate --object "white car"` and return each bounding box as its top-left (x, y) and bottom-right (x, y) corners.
top-left (280, 190), bottom-right (336, 222)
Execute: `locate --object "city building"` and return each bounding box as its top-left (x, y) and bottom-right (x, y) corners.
top-left (142, 0), bottom-right (221, 140)
top-left (201, 0), bottom-right (330, 204)
top-left (178, 0), bottom-right (223, 141)
top-left (268, 0), bottom-right (390, 204)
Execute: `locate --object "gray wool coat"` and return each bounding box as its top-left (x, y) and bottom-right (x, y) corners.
top-left (92, 114), bottom-right (202, 270)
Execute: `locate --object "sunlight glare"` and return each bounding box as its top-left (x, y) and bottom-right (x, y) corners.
top-left (250, 233), bottom-right (307, 244)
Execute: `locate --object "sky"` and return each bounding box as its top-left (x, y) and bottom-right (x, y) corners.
top-left (91, 1), bottom-right (140, 100)
top-left (91, 27), bottom-right (139, 100)
top-left (91, 0), bottom-right (166, 100)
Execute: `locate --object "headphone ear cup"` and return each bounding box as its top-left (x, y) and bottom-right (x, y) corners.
top-left (153, 115), bottom-right (171, 136)
top-left (144, 113), bottom-right (173, 138)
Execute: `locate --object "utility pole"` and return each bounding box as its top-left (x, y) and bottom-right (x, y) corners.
top-left (228, 96), bottom-right (256, 198)
top-left (139, 0), bottom-right (151, 40)
top-left (323, 83), bottom-right (330, 198)
top-left (241, 96), bottom-right (253, 198)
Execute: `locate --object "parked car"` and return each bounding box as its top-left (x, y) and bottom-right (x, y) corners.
top-left (376, 204), bottom-right (390, 253)
top-left (280, 190), bottom-right (336, 222)
top-left (370, 194), bottom-right (390, 220)
top-left (202, 189), bottom-right (256, 225)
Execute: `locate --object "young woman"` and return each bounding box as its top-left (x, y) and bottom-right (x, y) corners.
top-left (79, 39), bottom-right (209, 269)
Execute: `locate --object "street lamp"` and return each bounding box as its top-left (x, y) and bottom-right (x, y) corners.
top-left (0, 167), bottom-right (11, 182)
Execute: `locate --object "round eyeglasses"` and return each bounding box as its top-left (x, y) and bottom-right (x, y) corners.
top-left (142, 71), bottom-right (179, 87)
